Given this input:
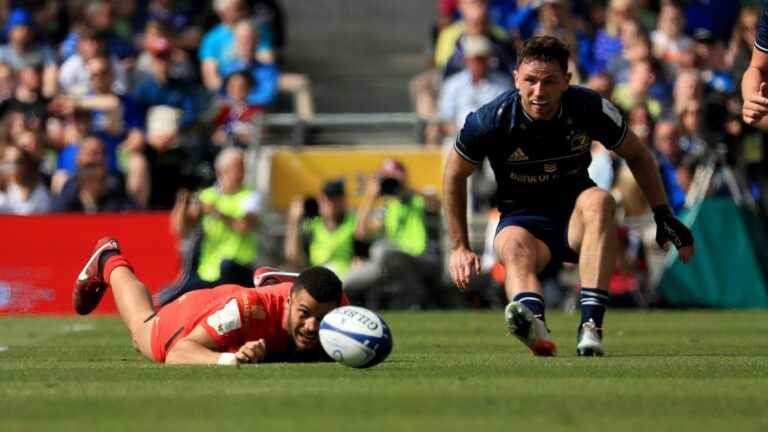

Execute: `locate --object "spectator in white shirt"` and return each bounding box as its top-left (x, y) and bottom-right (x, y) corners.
top-left (438, 35), bottom-right (512, 145)
top-left (0, 145), bottom-right (52, 214)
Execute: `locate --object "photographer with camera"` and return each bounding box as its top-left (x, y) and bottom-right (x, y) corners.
top-left (154, 147), bottom-right (262, 306)
top-left (344, 159), bottom-right (442, 309)
top-left (284, 179), bottom-right (358, 278)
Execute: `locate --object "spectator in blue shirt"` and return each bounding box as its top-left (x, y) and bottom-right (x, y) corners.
top-left (218, 20), bottom-right (279, 107)
top-left (133, 38), bottom-right (200, 128)
top-left (0, 8), bottom-right (58, 97)
top-left (199, 0), bottom-right (274, 92)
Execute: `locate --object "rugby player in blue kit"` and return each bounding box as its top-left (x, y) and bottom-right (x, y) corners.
top-left (443, 36), bottom-right (695, 357)
top-left (742, 0), bottom-right (768, 129)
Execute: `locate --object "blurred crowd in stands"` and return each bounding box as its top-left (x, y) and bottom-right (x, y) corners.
top-left (0, 0), bottom-right (764, 309)
top-left (0, 0), bottom-right (303, 214)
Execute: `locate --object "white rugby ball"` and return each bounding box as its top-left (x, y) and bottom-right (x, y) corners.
top-left (319, 305), bottom-right (393, 368)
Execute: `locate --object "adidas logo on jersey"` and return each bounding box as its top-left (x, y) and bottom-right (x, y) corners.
top-left (508, 148), bottom-right (529, 162)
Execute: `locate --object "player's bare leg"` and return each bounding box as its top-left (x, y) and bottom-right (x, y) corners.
top-left (74, 238), bottom-right (156, 360)
top-left (108, 266), bottom-right (156, 360)
top-left (568, 187), bottom-right (617, 356)
top-left (494, 226), bottom-right (556, 356)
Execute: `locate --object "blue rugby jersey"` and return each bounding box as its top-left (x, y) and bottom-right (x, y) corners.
top-left (757, 1), bottom-right (768, 53)
top-left (455, 86), bottom-right (627, 212)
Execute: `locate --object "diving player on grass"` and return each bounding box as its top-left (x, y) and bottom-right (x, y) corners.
top-left (443, 36), bottom-right (695, 357)
top-left (73, 237), bottom-right (347, 364)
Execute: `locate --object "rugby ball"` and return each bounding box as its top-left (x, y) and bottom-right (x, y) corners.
top-left (319, 306), bottom-right (393, 368)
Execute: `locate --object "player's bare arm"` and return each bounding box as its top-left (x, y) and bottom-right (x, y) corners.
top-left (613, 131), bottom-right (695, 263)
top-left (165, 324), bottom-right (266, 365)
top-left (741, 48), bottom-right (768, 129)
top-left (612, 130), bottom-right (668, 209)
top-left (443, 148), bottom-right (481, 290)
top-left (164, 324), bottom-right (230, 365)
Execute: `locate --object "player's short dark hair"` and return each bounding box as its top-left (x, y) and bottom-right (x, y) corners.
top-left (292, 266), bottom-right (343, 304)
top-left (517, 36), bottom-right (570, 74)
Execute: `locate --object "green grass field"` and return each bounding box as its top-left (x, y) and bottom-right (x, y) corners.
top-left (1, 310), bottom-right (767, 432)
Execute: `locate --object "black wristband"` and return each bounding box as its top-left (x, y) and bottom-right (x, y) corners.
top-left (652, 205), bottom-right (673, 217)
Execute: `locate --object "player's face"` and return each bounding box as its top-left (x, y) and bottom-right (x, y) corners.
top-left (285, 289), bottom-right (337, 351)
top-left (514, 59), bottom-right (570, 121)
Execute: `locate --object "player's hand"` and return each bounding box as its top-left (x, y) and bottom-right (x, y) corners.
top-left (235, 339), bottom-right (267, 364)
top-left (653, 205), bottom-right (695, 263)
top-left (742, 82), bottom-right (768, 126)
top-left (448, 246), bottom-right (480, 292)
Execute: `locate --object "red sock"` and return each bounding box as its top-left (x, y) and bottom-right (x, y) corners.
top-left (103, 255), bottom-right (134, 285)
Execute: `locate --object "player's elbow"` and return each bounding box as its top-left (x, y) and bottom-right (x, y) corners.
top-left (165, 340), bottom-right (209, 365)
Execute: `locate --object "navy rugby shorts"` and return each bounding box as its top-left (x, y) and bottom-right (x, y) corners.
top-left (495, 205), bottom-right (579, 274)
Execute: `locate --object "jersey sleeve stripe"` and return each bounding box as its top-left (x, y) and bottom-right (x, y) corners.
top-left (453, 140), bottom-right (481, 164)
top-left (606, 121), bottom-right (629, 151)
top-left (756, 41), bottom-right (768, 53)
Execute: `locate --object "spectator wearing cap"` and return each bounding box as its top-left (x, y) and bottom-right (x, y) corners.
top-left (284, 179), bottom-right (359, 278)
top-left (123, 50), bottom-right (199, 211)
top-left (683, 0), bottom-right (740, 45)
top-left (412, 0), bottom-right (511, 146)
top-left (345, 159), bottom-right (443, 309)
top-left (154, 147), bottom-right (263, 306)
top-left (132, 33), bottom-right (201, 129)
top-left (434, 0), bottom-right (509, 72)
top-left (692, 28), bottom-right (736, 95)
top-left (0, 8), bottom-right (58, 97)
top-left (133, 20), bottom-right (197, 87)
top-left (143, 0), bottom-right (205, 53)
top-left (437, 35), bottom-right (511, 144)
top-left (441, 5), bottom-right (516, 80)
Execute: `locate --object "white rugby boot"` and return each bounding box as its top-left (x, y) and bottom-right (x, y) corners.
top-left (576, 319), bottom-right (604, 357)
top-left (504, 301), bottom-right (557, 356)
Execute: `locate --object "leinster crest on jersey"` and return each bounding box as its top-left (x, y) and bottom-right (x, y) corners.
top-left (568, 131), bottom-right (590, 153)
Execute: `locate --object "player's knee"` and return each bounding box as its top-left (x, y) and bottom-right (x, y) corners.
top-left (499, 237), bottom-right (537, 268)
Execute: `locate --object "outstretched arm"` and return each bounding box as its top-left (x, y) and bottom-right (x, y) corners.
top-left (613, 131), bottom-right (668, 209)
top-left (741, 47), bottom-right (768, 130)
top-left (443, 148), bottom-right (481, 290)
top-left (613, 130), bottom-right (695, 263)
top-left (165, 324), bottom-right (266, 365)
